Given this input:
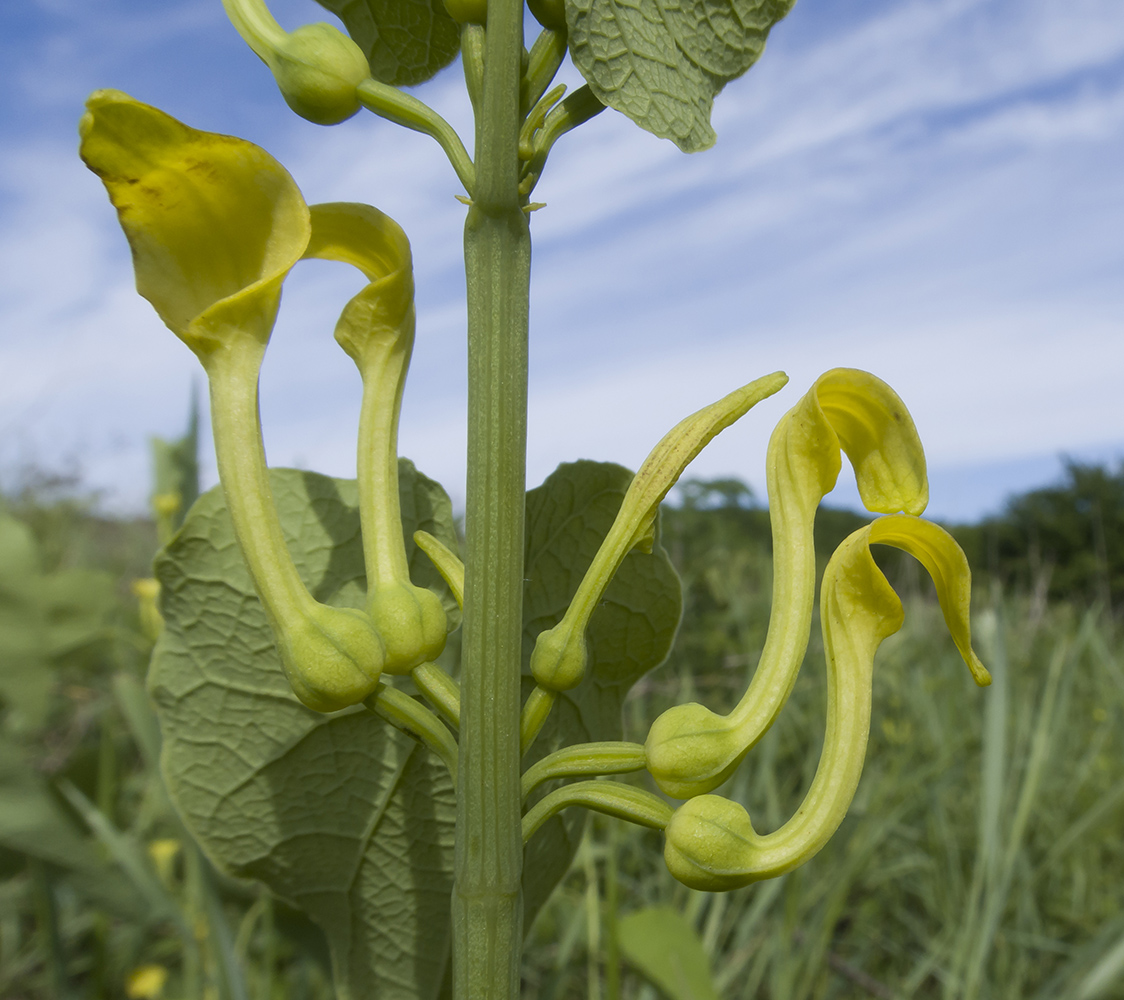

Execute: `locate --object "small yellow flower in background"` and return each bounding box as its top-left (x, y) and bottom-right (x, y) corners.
top-left (132, 578), bottom-right (164, 642)
top-left (126, 964), bottom-right (168, 999)
top-left (152, 491), bottom-right (183, 546)
top-left (152, 492), bottom-right (181, 519)
top-left (147, 838), bottom-right (180, 885)
top-left (131, 579), bottom-right (161, 601)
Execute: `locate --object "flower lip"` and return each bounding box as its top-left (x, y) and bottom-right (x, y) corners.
top-left (80, 89), bottom-right (311, 356)
top-left (810, 368), bottom-right (929, 516)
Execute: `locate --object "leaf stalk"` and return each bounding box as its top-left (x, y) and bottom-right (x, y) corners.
top-left (357, 80), bottom-right (476, 193)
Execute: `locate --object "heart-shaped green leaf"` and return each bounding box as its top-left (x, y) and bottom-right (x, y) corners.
top-left (567, 0), bottom-right (796, 151)
top-left (521, 461), bottom-right (682, 928)
top-left (150, 464), bottom-right (460, 1000)
top-left (315, 0), bottom-right (461, 86)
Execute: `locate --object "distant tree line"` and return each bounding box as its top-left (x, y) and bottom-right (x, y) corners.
top-left (953, 460), bottom-right (1123, 613)
top-left (3, 456), bottom-right (1119, 617)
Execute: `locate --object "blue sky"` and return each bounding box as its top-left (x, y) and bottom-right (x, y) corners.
top-left (1, 0), bottom-right (1122, 521)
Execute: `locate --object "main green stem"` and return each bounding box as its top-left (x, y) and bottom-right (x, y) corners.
top-left (453, 0), bottom-right (530, 994)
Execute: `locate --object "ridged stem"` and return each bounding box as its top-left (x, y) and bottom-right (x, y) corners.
top-left (453, 0), bottom-right (530, 994)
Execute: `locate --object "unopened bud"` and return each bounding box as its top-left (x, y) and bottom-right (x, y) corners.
top-left (268, 24), bottom-right (371, 125)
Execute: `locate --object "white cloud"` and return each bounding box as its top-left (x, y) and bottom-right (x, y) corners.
top-left (1, 0), bottom-right (1122, 521)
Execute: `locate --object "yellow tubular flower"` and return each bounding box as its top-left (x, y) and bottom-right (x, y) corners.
top-left (81, 93), bottom-right (384, 712)
top-left (663, 514), bottom-right (989, 891)
top-left (646, 369), bottom-right (929, 799)
top-left (304, 203), bottom-right (449, 675)
top-left (519, 371), bottom-right (788, 754)
top-left (529, 372), bottom-right (789, 694)
top-left (79, 90), bottom-right (309, 362)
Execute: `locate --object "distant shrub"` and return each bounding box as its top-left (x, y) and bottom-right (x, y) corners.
top-left (955, 460), bottom-right (1124, 611)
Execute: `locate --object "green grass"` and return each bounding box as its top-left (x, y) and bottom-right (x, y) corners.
top-left (523, 587), bottom-right (1124, 1000)
top-left (1, 484), bottom-right (1122, 999)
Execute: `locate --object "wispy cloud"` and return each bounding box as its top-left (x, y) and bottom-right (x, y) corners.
top-left (0, 0), bottom-right (1121, 519)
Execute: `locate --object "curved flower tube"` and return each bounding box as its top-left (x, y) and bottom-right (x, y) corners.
top-left (520, 371), bottom-right (788, 749)
top-left (528, 372), bottom-right (788, 693)
top-left (646, 369), bottom-right (930, 798)
top-left (303, 204), bottom-right (450, 677)
top-left (662, 514), bottom-right (990, 891)
top-left (81, 92), bottom-right (384, 712)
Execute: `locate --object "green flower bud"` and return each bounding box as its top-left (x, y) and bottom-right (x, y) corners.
top-left (528, 0), bottom-right (567, 31)
top-left (278, 604), bottom-right (385, 712)
top-left (663, 795), bottom-right (759, 892)
top-left (529, 619), bottom-right (587, 692)
top-left (267, 23), bottom-right (371, 126)
top-left (367, 582), bottom-right (448, 675)
top-left (644, 702), bottom-right (744, 800)
top-left (443, 0), bottom-right (488, 25)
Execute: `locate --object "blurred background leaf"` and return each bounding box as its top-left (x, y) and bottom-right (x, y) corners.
top-left (1, 413), bottom-right (1122, 998)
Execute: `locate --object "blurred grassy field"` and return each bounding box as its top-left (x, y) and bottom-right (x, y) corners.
top-left (525, 590), bottom-right (1124, 1000)
top-left (1, 470), bottom-right (1121, 999)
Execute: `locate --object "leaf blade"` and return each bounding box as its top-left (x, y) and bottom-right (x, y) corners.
top-left (150, 465), bottom-right (459, 1000)
top-left (521, 461), bottom-right (682, 926)
top-left (567, 0), bottom-right (795, 151)
top-left (315, 0), bottom-right (461, 86)
top-left (618, 906), bottom-right (722, 1000)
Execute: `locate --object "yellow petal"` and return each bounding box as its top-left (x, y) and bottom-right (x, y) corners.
top-left (303, 202), bottom-right (414, 363)
top-left (79, 90), bottom-right (309, 359)
top-left (813, 369), bottom-right (928, 515)
top-left (647, 368), bottom-right (928, 798)
top-left (868, 515), bottom-right (991, 686)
